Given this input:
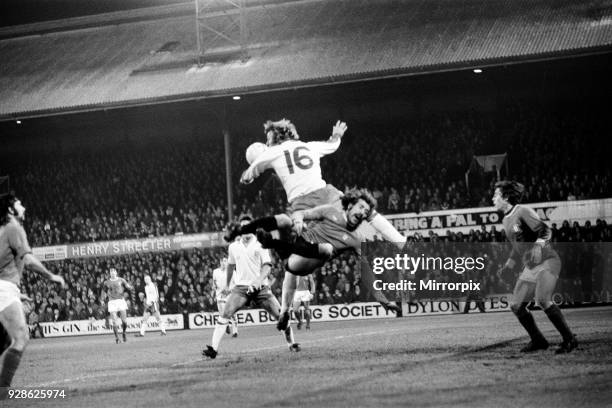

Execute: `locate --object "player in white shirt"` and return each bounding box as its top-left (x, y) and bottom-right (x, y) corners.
top-left (240, 121), bottom-right (342, 204)
top-left (239, 119), bottom-right (407, 247)
top-left (136, 275), bottom-right (166, 337)
top-left (211, 257), bottom-right (238, 337)
top-left (203, 216), bottom-right (300, 359)
top-left (230, 119), bottom-right (403, 326)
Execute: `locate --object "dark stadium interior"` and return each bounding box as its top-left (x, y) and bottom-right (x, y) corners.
top-left (2, 52), bottom-right (610, 324)
top-left (1, 0), bottom-right (611, 404)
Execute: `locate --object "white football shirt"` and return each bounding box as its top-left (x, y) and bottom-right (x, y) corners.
top-left (144, 282), bottom-right (159, 304)
top-left (227, 237), bottom-right (272, 286)
top-left (241, 139), bottom-right (340, 203)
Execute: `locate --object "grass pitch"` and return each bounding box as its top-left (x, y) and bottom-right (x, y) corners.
top-left (8, 307), bottom-right (612, 408)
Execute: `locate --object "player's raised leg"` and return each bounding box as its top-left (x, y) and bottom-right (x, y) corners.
top-left (225, 215), bottom-right (282, 242)
top-left (368, 210), bottom-right (407, 250)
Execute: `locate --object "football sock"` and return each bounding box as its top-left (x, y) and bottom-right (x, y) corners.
top-left (231, 318), bottom-right (238, 335)
top-left (281, 272), bottom-right (298, 313)
top-left (283, 327), bottom-right (295, 345)
top-left (263, 235), bottom-right (323, 259)
top-left (122, 321), bottom-right (127, 334)
top-left (113, 323), bottom-right (119, 339)
top-left (298, 309), bottom-right (304, 324)
top-left (159, 318), bottom-right (166, 334)
top-left (240, 216), bottom-right (278, 235)
top-left (305, 309), bottom-right (311, 326)
top-left (212, 323), bottom-right (228, 350)
top-left (514, 306), bottom-right (546, 343)
top-left (544, 304), bottom-right (574, 342)
top-left (0, 348), bottom-right (23, 387)
top-left (368, 213), bottom-right (406, 250)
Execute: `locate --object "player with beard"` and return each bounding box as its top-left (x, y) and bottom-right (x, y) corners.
top-left (238, 188), bottom-right (398, 330)
top-left (233, 120), bottom-right (403, 322)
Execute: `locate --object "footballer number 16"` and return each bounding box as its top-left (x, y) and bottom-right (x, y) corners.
top-left (283, 147), bottom-right (314, 174)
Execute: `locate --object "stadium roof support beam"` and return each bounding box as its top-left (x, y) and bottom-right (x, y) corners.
top-left (195, 0), bottom-right (248, 66)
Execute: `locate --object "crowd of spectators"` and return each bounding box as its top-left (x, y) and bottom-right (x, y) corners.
top-left (1, 104), bottom-right (610, 248)
top-left (21, 219), bottom-right (612, 327)
top-left (3, 101), bottom-right (610, 329)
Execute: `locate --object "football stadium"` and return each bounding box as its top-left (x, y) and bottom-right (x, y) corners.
top-left (0, 0), bottom-right (611, 407)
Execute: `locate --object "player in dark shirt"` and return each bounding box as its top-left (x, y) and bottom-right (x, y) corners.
top-left (0, 195), bottom-right (65, 395)
top-left (238, 188), bottom-right (400, 330)
top-left (103, 268), bottom-right (133, 343)
top-left (493, 181), bottom-right (577, 354)
top-left (293, 275), bottom-right (315, 330)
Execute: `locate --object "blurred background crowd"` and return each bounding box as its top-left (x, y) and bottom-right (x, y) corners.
top-left (3, 104), bottom-right (609, 248)
top-left (2, 102), bottom-right (610, 326)
top-left (21, 219), bottom-right (612, 326)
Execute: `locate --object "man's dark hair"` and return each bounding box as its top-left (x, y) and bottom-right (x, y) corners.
top-left (0, 193), bottom-right (18, 226)
top-left (494, 180), bottom-right (525, 205)
top-left (341, 188), bottom-right (377, 215)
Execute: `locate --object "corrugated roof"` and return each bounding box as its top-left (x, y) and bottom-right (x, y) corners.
top-left (0, 0), bottom-right (611, 119)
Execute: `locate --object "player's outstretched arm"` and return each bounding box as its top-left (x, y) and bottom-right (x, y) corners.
top-left (307, 121), bottom-right (347, 157)
top-left (23, 253), bottom-right (66, 287)
top-left (329, 120), bottom-right (348, 142)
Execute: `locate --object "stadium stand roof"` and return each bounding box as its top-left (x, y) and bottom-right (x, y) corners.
top-left (0, 0), bottom-right (611, 120)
